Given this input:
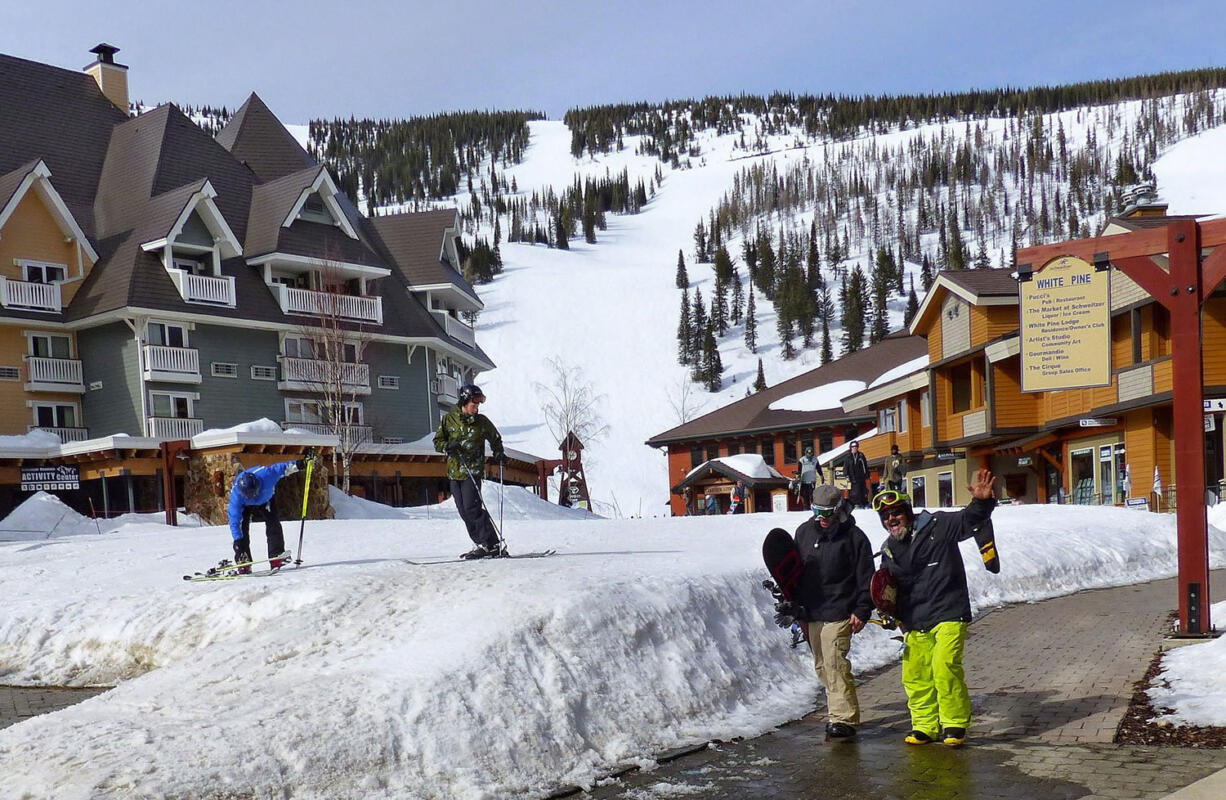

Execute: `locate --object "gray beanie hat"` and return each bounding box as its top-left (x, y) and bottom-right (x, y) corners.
top-left (812, 484), bottom-right (842, 508)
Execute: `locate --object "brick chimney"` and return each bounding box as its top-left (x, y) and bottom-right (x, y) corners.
top-left (84, 43), bottom-right (129, 112)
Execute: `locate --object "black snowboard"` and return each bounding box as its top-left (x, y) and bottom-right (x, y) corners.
top-left (762, 527), bottom-right (809, 642)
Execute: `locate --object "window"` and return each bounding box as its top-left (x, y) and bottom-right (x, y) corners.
top-left (1131, 308), bottom-right (1143, 364)
top-left (298, 192), bottom-right (336, 225)
top-left (30, 333), bottom-right (71, 359)
top-left (783, 437), bottom-right (797, 463)
top-left (761, 437), bottom-right (775, 466)
top-left (1153, 304), bottom-right (1171, 358)
top-left (920, 390), bottom-right (932, 427)
top-left (726, 441), bottom-right (741, 456)
top-left (272, 273), bottom-right (308, 289)
top-left (818, 431), bottom-right (833, 453)
top-left (283, 335), bottom-right (314, 358)
top-left (378, 375), bottom-right (400, 389)
top-left (147, 322), bottom-right (187, 348)
top-left (1099, 445), bottom-right (1115, 505)
top-left (251, 365), bottom-right (277, 380)
top-left (937, 471), bottom-right (954, 507)
top-left (950, 362), bottom-right (973, 413)
top-left (286, 399), bottom-right (322, 424)
top-left (910, 475), bottom-right (926, 507)
top-left (879, 407), bottom-right (897, 433)
top-left (150, 392), bottom-right (192, 419)
top-left (802, 437), bottom-right (815, 455)
top-left (22, 261), bottom-right (67, 284)
top-left (173, 256), bottom-right (207, 276)
top-left (1115, 444), bottom-right (1128, 504)
top-left (705, 443), bottom-right (719, 462)
top-left (211, 362), bottom-right (238, 378)
top-left (690, 445), bottom-right (703, 468)
top-left (742, 439), bottom-right (756, 455)
top-left (898, 399), bottom-right (908, 433)
top-left (1070, 448), bottom-right (1094, 505)
top-left (34, 403), bottom-right (77, 428)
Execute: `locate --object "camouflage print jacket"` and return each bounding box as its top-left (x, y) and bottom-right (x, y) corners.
top-left (433, 407), bottom-right (505, 480)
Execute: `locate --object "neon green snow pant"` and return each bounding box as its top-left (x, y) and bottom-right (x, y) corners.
top-left (901, 621), bottom-right (970, 736)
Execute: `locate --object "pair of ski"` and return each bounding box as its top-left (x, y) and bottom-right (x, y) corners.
top-left (405, 549), bottom-right (556, 566)
top-left (183, 552), bottom-right (291, 582)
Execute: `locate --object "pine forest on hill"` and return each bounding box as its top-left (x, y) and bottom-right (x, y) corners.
top-left (266, 69), bottom-right (1226, 391)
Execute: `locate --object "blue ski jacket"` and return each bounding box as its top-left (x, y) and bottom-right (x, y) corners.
top-left (228, 461), bottom-right (296, 541)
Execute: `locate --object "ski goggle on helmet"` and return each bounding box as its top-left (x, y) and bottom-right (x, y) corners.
top-left (872, 489), bottom-right (912, 515)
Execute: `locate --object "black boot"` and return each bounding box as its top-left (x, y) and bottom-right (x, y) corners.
top-left (460, 544), bottom-right (491, 560)
top-left (233, 539), bottom-right (252, 574)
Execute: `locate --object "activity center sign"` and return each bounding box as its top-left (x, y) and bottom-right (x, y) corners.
top-left (1020, 255), bottom-right (1111, 392)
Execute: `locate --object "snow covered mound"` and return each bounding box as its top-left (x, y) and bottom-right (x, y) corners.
top-left (0, 491), bottom-right (90, 539)
top-left (330, 484), bottom-right (600, 521)
top-left (1, 504), bottom-right (1224, 798)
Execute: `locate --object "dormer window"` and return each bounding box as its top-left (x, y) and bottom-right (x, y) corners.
top-left (23, 260), bottom-right (67, 284)
top-left (298, 192), bottom-right (335, 225)
top-left (141, 180), bottom-right (241, 308)
top-left (172, 256), bottom-right (207, 276)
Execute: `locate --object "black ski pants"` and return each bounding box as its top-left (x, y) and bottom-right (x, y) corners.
top-left (235, 502), bottom-right (285, 559)
top-left (450, 477), bottom-right (499, 548)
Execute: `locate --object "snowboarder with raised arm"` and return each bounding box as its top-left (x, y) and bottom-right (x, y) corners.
top-left (791, 483), bottom-right (875, 741)
top-left (874, 469), bottom-right (997, 748)
top-left (434, 383), bottom-right (509, 559)
top-left (228, 459), bottom-right (306, 574)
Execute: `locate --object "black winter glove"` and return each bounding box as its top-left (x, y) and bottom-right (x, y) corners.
top-left (295, 459), bottom-right (308, 471)
top-left (445, 443), bottom-right (462, 457)
top-left (773, 600), bottom-right (805, 628)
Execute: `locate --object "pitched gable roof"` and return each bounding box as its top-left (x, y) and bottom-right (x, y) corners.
top-left (0, 52), bottom-right (128, 237)
top-left (909, 268), bottom-right (1019, 335)
top-left (0, 159), bottom-right (99, 263)
top-left (215, 93), bottom-right (315, 183)
top-left (369, 209), bottom-right (481, 309)
top-left (646, 333), bottom-right (928, 447)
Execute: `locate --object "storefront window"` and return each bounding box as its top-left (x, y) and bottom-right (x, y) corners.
top-left (1115, 445), bottom-right (1128, 503)
top-left (938, 472), bottom-right (953, 507)
top-left (910, 475), bottom-right (926, 507)
top-left (1071, 448), bottom-right (1094, 504)
top-left (1099, 446), bottom-right (1114, 505)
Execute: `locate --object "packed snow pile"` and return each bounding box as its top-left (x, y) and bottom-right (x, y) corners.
top-left (329, 484), bottom-right (600, 522)
top-left (0, 492), bottom-right (203, 541)
top-left (1, 503), bottom-right (1224, 799)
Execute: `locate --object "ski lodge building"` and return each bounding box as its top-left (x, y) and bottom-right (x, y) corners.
top-left (0, 45), bottom-right (538, 523)
top-left (649, 196), bottom-right (1225, 516)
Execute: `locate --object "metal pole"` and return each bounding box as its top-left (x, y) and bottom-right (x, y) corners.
top-left (293, 458), bottom-right (315, 566)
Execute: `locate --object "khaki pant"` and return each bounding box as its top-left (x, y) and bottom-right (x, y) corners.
top-left (810, 619), bottom-right (859, 725)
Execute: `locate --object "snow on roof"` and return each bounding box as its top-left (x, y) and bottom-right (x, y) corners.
top-left (683, 453), bottom-right (786, 482)
top-left (767, 379), bottom-right (867, 412)
top-left (870, 355), bottom-right (929, 388)
top-left (191, 417), bottom-right (335, 449)
top-left (0, 429), bottom-right (61, 455)
top-left (819, 428), bottom-right (878, 466)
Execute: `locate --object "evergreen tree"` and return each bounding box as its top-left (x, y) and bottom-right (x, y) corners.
top-left (690, 287), bottom-right (707, 365)
top-left (820, 314), bottom-right (833, 365)
top-left (555, 208), bottom-right (570, 250)
top-left (712, 277), bottom-right (728, 337)
top-left (903, 276), bottom-right (920, 327)
top-left (701, 324), bottom-right (723, 391)
top-left (694, 220), bottom-right (709, 263)
top-left (744, 290), bottom-right (758, 353)
top-left (676, 288), bottom-right (692, 365)
top-left (946, 206), bottom-right (966, 269)
top-left (870, 256), bottom-right (890, 344)
top-left (842, 265), bottom-right (867, 355)
top-left (730, 271), bottom-right (744, 325)
top-left (753, 358), bottom-right (767, 392)
top-left (675, 249), bottom-right (689, 289)
top-left (713, 246), bottom-right (734, 285)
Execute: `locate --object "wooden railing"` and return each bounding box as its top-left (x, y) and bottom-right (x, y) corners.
top-left (26, 357), bottom-right (84, 389)
top-left (272, 284), bottom-right (382, 324)
top-left (0, 277), bottom-right (60, 312)
top-left (168, 270), bottom-right (235, 306)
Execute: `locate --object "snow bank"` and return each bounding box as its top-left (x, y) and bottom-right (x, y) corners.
top-left (0, 504), bottom-right (1223, 799)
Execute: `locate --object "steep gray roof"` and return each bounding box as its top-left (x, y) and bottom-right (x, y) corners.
top-left (936, 268), bottom-right (1020, 298)
top-left (0, 52), bottom-right (128, 237)
top-left (646, 333), bottom-right (928, 447)
top-left (215, 93), bottom-right (315, 183)
top-left (369, 209), bottom-right (477, 301)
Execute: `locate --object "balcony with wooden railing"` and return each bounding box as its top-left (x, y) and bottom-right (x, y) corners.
top-left (147, 416), bottom-right (204, 439)
top-left (28, 425), bottom-right (89, 442)
top-left (270, 284), bottom-right (382, 324)
top-left (0, 277), bottom-right (61, 312)
top-left (25, 356), bottom-right (85, 393)
top-left (437, 312), bottom-right (476, 348)
top-left (142, 345), bottom-right (201, 384)
top-left (433, 373), bottom-right (459, 405)
top-left (168, 270), bottom-right (235, 307)
top-left (279, 420), bottom-right (373, 443)
top-left (277, 357), bottom-right (371, 395)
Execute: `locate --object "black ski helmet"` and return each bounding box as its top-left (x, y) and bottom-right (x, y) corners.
top-left (236, 471), bottom-right (260, 500)
top-left (457, 383), bottom-right (485, 406)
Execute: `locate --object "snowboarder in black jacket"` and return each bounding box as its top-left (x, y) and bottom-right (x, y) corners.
top-left (844, 440), bottom-right (871, 508)
top-left (875, 468), bottom-right (996, 748)
top-left (791, 483), bottom-right (875, 740)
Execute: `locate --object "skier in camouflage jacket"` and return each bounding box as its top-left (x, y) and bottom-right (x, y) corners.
top-left (433, 383), bottom-right (508, 558)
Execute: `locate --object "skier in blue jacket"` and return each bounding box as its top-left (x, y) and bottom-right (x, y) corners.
top-left (228, 459), bottom-right (305, 573)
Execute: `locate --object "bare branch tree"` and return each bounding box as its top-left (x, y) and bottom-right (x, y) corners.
top-left (290, 261), bottom-right (376, 493)
top-left (666, 374), bottom-right (708, 424)
top-left (533, 355), bottom-right (609, 447)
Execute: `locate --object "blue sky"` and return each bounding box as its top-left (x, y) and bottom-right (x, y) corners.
top-left (3, 1), bottom-right (1223, 123)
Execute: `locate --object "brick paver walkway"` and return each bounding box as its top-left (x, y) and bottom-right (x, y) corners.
top-left (0, 684), bottom-right (108, 730)
top-left (579, 573), bottom-right (1226, 800)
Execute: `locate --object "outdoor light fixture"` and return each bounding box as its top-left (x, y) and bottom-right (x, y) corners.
top-left (1093, 251), bottom-right (1112, 272)
top-left (1015, 262), bottom-right (1033, 282)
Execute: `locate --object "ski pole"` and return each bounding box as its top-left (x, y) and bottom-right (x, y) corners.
top-left (499, 461), bottom-right (505, 537)
top-left (293, 457), bottom-right (314, 566)
top-left (464, 461), bottom-right (506, 549)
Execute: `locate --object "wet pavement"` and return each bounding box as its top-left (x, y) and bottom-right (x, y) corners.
top-left (0, 684), bottom-right (108, 730)
top-left (577, 573), bottom-right (1226, 800)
